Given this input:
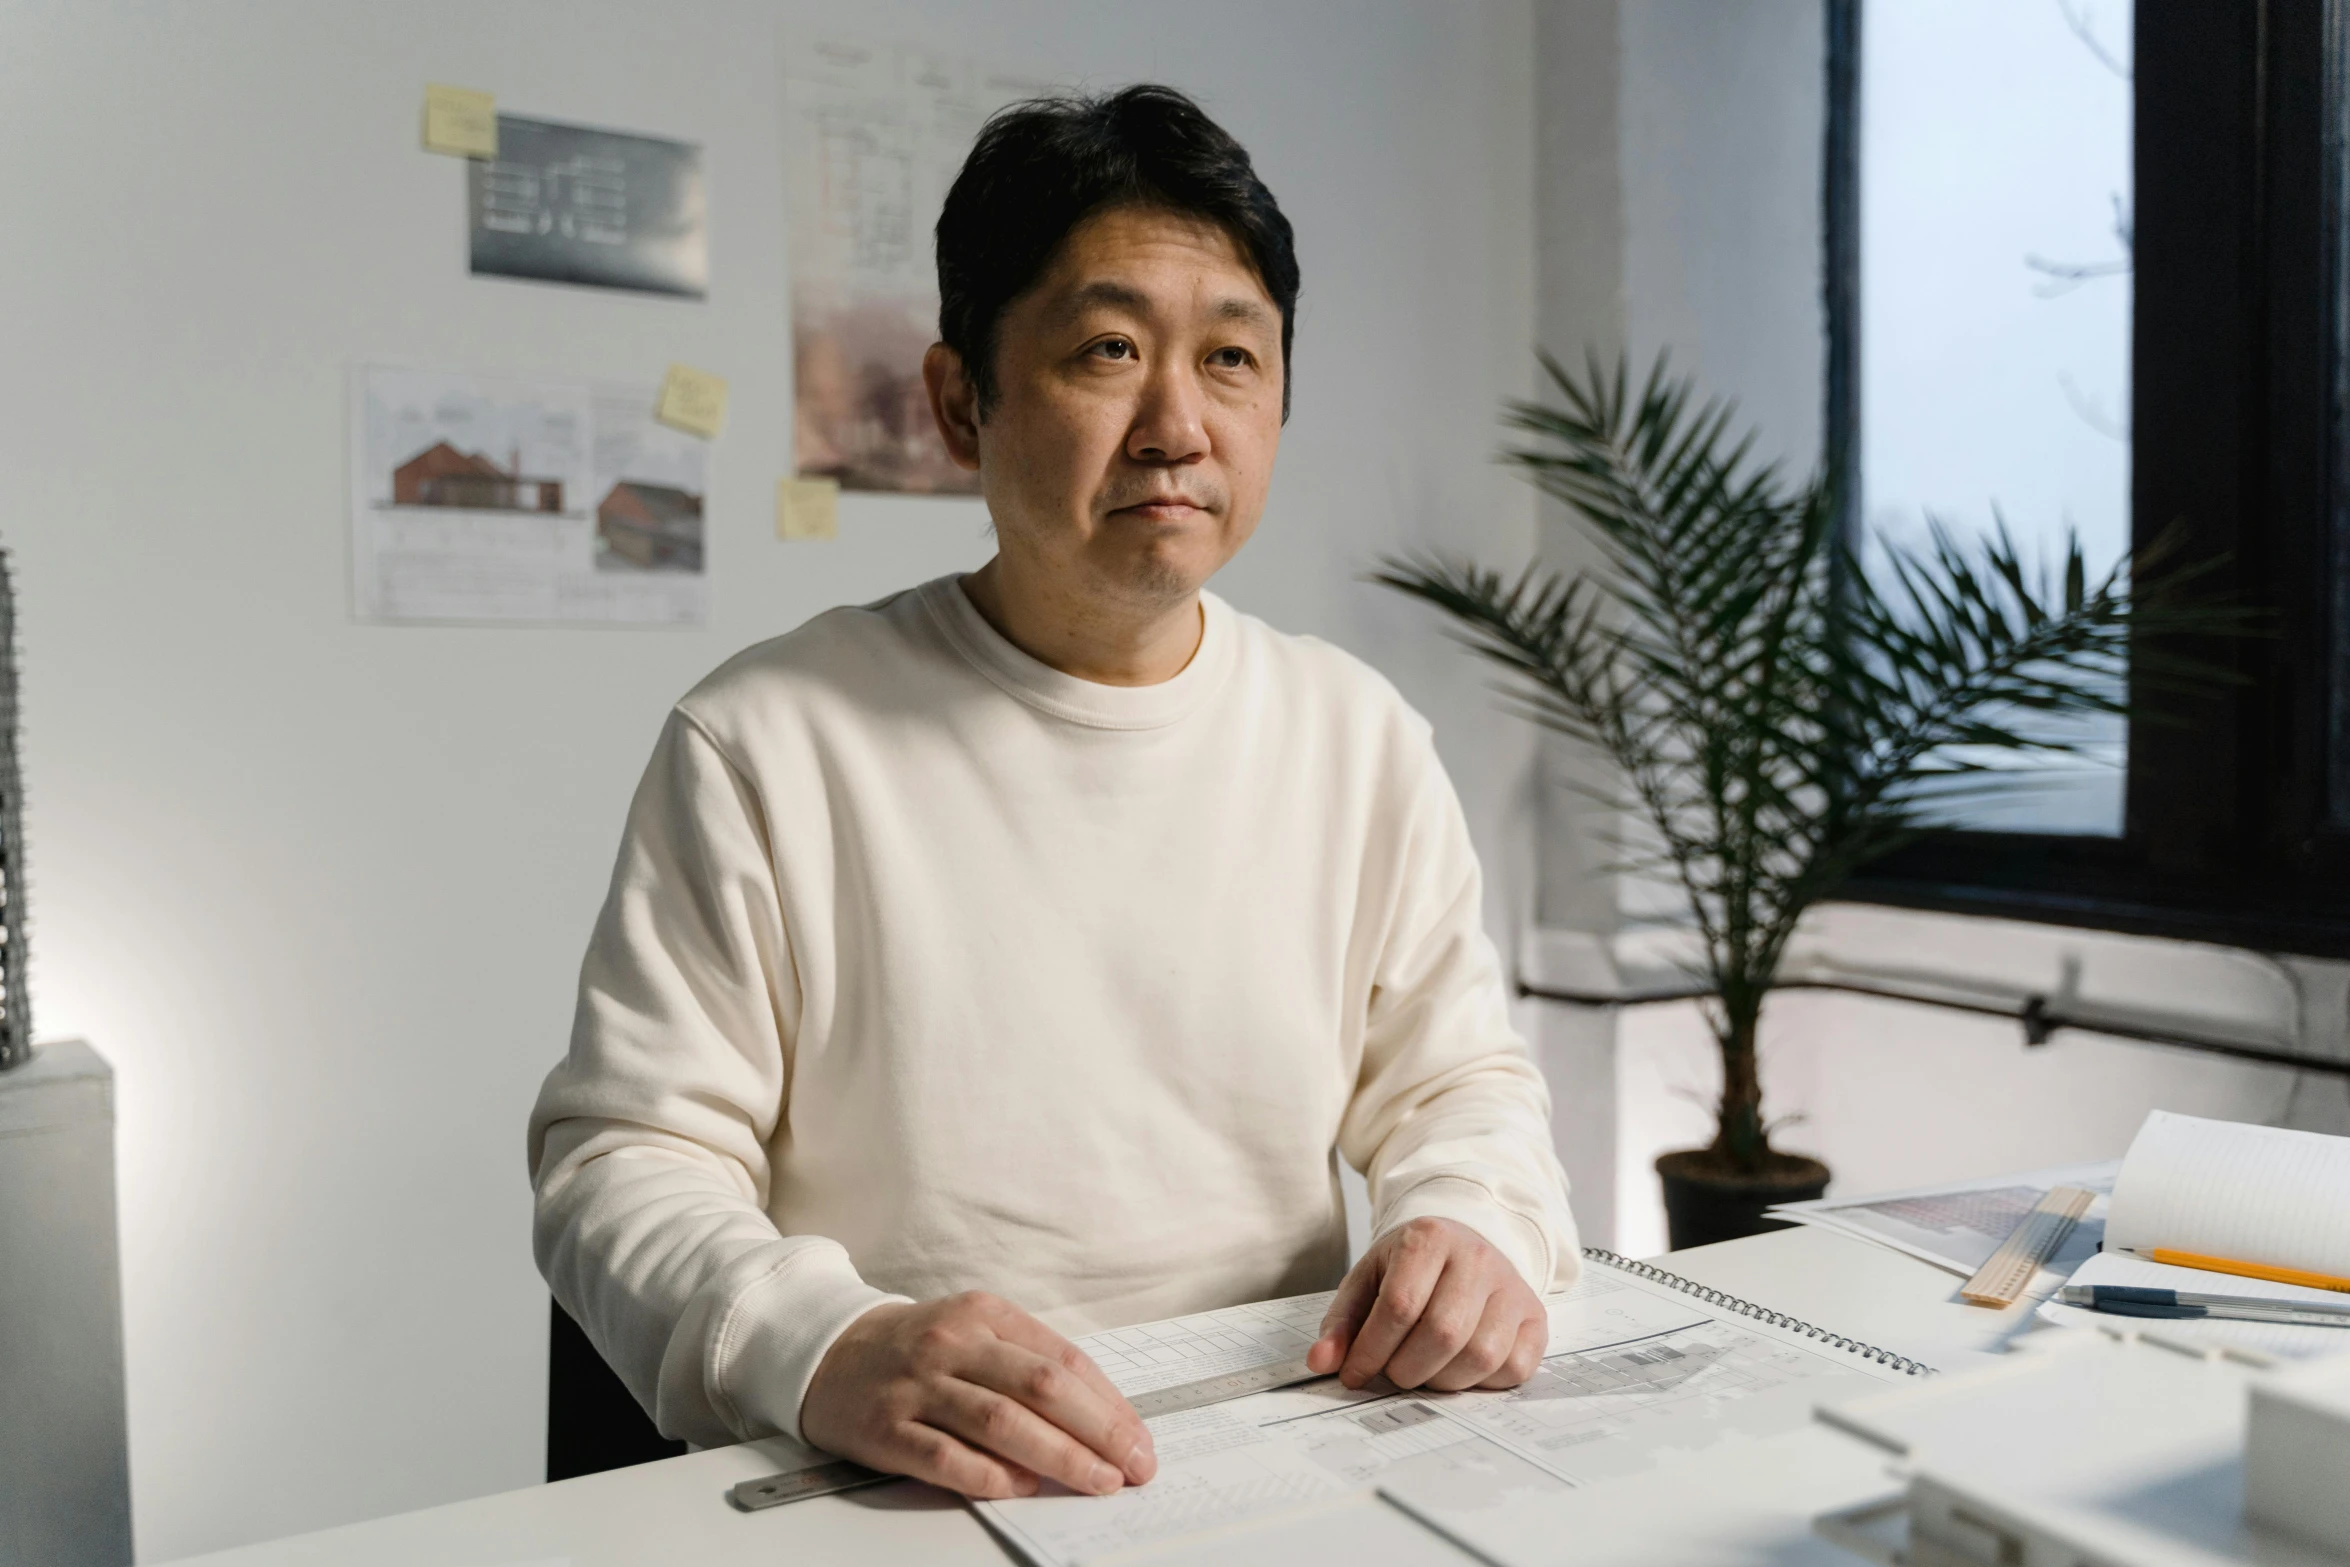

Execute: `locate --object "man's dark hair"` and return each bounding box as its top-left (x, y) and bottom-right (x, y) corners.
top-left (936, 84), bottom-right (1300, 419)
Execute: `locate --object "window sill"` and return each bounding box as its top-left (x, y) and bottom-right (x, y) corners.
top-left (1518, 903), bottom-right (2350, 1076)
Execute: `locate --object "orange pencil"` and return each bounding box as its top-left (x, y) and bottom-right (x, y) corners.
top-left (2147, 1248), bottom-right (2350, 1295)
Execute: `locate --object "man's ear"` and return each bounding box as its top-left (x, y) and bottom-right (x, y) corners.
top-left (923, 343), bottom-right (983, 471)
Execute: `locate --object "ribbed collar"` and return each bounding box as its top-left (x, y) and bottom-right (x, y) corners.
top-left (918, 574), bottom-right (1236, 731)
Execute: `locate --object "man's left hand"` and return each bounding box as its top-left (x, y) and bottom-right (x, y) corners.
top-left (1306, 1216), bottom-right (1546, 1392)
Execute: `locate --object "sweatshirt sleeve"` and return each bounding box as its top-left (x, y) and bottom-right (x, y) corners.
top-left (1335, 734), bottom-right (1581, 1294)
top-left (527, 710), bottom-right (907, 1449)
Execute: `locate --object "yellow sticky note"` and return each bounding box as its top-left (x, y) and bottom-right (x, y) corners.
top-left (777, 478), bottom-right (839, 541)
top-left (655, 364), bottom-right (730, 439)
top-left (422, 84), bottom-right (498, 159)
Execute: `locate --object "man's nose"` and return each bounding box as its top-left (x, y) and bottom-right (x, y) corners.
top-left (1126, 363), bottom-right (1210, 465)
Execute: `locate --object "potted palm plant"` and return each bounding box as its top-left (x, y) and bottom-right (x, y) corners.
top-left (1378, 354), bottom-right (2240, 1250)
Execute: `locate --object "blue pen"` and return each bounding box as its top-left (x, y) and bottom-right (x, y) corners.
top-left (2069, 1284), bottom-right (2350, 1328)
top-left (2079, 1286), bottom-right (2203, 1319)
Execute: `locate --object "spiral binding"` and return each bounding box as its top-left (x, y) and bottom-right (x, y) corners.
top-left (1582, 1247), bottom-right (1937, 1378)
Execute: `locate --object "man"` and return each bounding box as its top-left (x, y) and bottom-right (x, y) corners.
top-left (529, 84), bottom-right (1577, 1503)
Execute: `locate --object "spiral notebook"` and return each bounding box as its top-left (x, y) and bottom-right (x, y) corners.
top-left (976, 1248), bottom-right (1930, 1567)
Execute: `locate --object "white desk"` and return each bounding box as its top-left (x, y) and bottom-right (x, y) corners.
top-left (1659, 1221), bottom-right (2049, 1375)
top-left (164, 1226), bottom-right (2041, 1567)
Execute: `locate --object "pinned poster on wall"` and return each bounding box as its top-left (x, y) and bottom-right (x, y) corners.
top-left (783, 38), bottom-right (1055, 493)
top-left (468, 115), bottom-right (707, 298)
top-left (349, 365), bottom-right (708, 626)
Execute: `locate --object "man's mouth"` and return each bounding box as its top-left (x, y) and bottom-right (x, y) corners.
top-left (1109, 496), bottom-right (1211, 521)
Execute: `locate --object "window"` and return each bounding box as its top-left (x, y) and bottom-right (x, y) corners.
top-left (1858, 0), bottom-right (2133, 835)
top-left (1829, 0), bottom-right (2350, 957)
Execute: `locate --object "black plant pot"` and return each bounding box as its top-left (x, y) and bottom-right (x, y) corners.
top-left (1656, 1150), bottom-right (1830, 1251)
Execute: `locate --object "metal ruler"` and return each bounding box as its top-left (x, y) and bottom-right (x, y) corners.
top-left (1959, 1185), bottom-right (2097, 1307)
top-left (728, 1355), bottom-right (1327, 1511)
top-left (1130, 1354), bottom-right (1323, 1418)
top-left (728, 1459), bottom-right (891, 1512)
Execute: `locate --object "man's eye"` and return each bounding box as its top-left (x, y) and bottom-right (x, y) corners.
top-left (1208, 347), bottom-right (1253, 369)
top-left (1089, 339), bottom-right (1136, 361)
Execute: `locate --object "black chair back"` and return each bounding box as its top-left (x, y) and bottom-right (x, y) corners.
top-left (547, 1298), bottom-right (687, 1481)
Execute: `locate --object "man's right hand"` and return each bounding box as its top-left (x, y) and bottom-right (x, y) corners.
top-left (799, 1292), bottom-right (1157, 1500)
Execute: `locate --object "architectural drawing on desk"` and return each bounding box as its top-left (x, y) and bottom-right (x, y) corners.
top-left (351, 367), bottom-right (706, 627)
top-left (1078, 1292), bottom-right (1330, 1396)
top-left (1440, 1316), bottom-right (1894, 1487)
top-left (1073, 1268), bottom-right (1718, 1404)
top-left (983, 1398), bottom-right (1573, 1567)
top-left (1772, 1161), bottom-right (2117, 1276)
top-left (783, 38), bottom-right (1056, 493)
top-left (982, 1272), bottom-right (1828, 1567)
top-left (992, 1320), bottom-right (1903, 1567)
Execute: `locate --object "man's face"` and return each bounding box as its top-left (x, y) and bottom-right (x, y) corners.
top-left (932, 205), bottom-right (1285, 609)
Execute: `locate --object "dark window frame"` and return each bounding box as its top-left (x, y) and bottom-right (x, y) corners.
top-left (1829, 0), bottom-right (2350, 959)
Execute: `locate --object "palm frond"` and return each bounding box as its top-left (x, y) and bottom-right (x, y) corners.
top-left (1374, 352), bottom-right (2262, 1168)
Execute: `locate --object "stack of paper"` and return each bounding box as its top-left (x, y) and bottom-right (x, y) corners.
top-left (1766, 1161), bottom-right (2117, 1279)
top-left (2037, 1111), bottom-right (2350, 1361)
top-left (976, 1262), bottom-right (1915, 1567)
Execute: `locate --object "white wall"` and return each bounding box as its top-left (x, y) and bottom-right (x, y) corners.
top-left (1621, 0), bottom-right (1829, 467)
top-left (0, 3), bottom-right (1546, 1557)
top-left (1525, 0), bottom-right (1628, 1250)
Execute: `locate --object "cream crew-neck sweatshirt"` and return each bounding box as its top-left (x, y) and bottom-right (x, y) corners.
top-left (528, 575), bottom-right (1579, 1449)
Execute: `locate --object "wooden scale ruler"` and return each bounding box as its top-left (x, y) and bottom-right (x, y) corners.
top-left (1959, 1185), bottom-right (2098, 1308)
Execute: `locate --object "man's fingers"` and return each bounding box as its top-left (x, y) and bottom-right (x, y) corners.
top-left (1339, 1239), bottom-right (1443, 1388)
top-left (1311, 1255), bottom-right (1384, 1373)
top-left (1478, 1316), bottom-right (1550, 1390)
top-left (890, 1422), bottom-right (1037, 1500)
top-left (1424, 1290), bottom-right (1526, 1392)
top-left (1053, 1346), bottom-right (1156, 1482)
top-left (927, 1376), bottom-right (1129, 1496)
top-left (1384, 1259), bottom-right (1488, 1388)
top-left (960, 1341), bottom-right (1151, 1489)
top-left (988, 1302), bottom-right (1101, 1369)
top-left (981, 1305), bottom-right (1156, 1482)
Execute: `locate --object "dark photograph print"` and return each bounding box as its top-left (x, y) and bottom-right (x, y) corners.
top-left (469, 115), bottom-right (707, 298)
